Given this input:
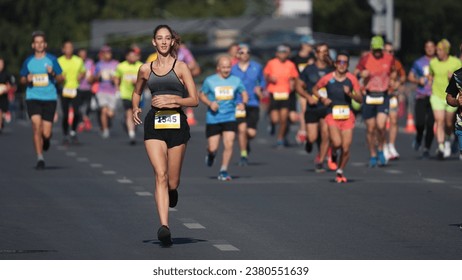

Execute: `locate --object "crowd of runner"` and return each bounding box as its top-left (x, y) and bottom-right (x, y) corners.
top-left (2, 31), bottom-right (462, 183)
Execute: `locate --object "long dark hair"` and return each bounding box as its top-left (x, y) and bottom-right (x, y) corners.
top-left (153, 25), bottom-right (181, 58)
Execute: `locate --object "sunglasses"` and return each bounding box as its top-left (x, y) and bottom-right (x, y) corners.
top-left (336, 60), bottom-right (348, 65)
top-left (238, 51), bottom-right (250, 55)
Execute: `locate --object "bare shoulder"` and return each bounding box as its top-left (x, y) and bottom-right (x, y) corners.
top-left (139, 63), bottom-right (151, 73)
top-left (174, 60), bottom-right (189, 72)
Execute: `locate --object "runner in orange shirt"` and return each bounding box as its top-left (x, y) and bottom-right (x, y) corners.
top-left (264, 44), bottom-right (299, 147)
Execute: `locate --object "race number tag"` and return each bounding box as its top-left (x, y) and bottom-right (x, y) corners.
top-left (423, 65), bottom-right (430, 76)
top-left (235, 108), bottom-right (246, 118)
top-left (154, 110), bottom-right (180, 129)
top-left (365, 95), bottom-right (384, 105)
top-left (215, 86), bottom-right (234, 100)
top-left (273, 92), bottom-right (289, 101)
top-left (318, 87), bottom-right (328, 98)
top-left (62, 88), bottom-right (77, 98)
top-left (123, 73), bottom-right (137, 83)
top-left (389, 96), bottom-right (398, 108)
top-left (32, 74), bottom-right (49, 87)
top-left (332, 105), bottom-right (350, 120)
top-left (101, 70), bottom-right (113, 81)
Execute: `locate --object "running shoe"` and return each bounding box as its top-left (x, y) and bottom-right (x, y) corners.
top-left (436, 143), bottom-right (444, 160)
top-left (378, 150), bottom-right (387, 166)
top-left (36, 160), bottom-right (45, 170)
top-left (218, 170), bottom-right (232, 181)
top-left (443, 140), bottom-right (451, 158)
top-left (295, 130), bottom-right (307, 144)
top-left (327, 153), bottom-right (338, 171)
top-left (238, 156), bottom-right (248, 166)
top-left (421, 149), bottom-right (430, 159)
top-left (275, 140), bottom-right (284, 149)
top-left (101, 129), bottom-right (110, 139)
top-left (157, 225), bottom-right (173, 247)
top-left (168, 189), bottom-right (178, 208)
top-left (205, 152), bottom-right (215, 167)
top-left (42, 137), bottom-right (50, 151)
top-left (369, 157), bottom-right (378, 168)
top-left (335, 173), bottom-right (347, 183)
top-left (315, 162), bottom-right (325, 173)
top-left (388, 143), bottom-right (400, 160)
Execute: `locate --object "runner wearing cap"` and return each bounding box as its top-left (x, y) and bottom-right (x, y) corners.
top-left (264, 44), bottom-right (299, 148)
top-left (354, 35), bottom-right (395, 167)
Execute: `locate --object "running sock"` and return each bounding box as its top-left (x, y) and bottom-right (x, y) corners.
top-left (128, 130), bottom-right (135, 139)
top-left (336, 168), bottom-right (343, 175)
top-left (37, 154), bottom-right (44, 161)
top-left (241, 150), bottom-right (248, 158)
top-left (220, 166), bottom-right (227, 172)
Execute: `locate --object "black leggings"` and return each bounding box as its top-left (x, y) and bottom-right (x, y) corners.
top-left (414, 97), bottom-right (434, 149)
top-left (60, 95), bottom-right (81, 135)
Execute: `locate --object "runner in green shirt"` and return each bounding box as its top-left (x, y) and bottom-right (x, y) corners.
top-left (115, 47), bottom-right (143, 145)
top-left (58, 40), bottom-right (86, 144)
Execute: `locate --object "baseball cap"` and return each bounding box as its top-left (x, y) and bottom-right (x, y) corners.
top-left (100, 45), bottom-right (112, 52)
top-left (370, 35), bottom-right (384, 50)
top-left (437, 39), bottom-right (451, 54)
top-left (276, 45), bottom-right (290, 53)
top-left (300, 35), bottom-right (315, 45)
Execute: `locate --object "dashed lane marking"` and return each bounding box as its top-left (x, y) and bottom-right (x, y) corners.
top-left (117, 178), bottom-right (133, 184)
top-left (76, 157), bottom-right (89, 162)
top-left (90, 163), bottom-right (103, 168)
top-left (423, 178), bottom-right (445, 184)
top-left (135, 191), bottom-right (153, 196)
top-left (102, 170), bottom-right (116, 175)
top-left (213, 244), bottom-right (240, 251)
top-left (66, 152), bottom-right (77, 157)
top-left (183, 223), bottom-right (206, 229)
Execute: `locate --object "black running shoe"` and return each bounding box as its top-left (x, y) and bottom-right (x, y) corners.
top-left (43, 137), bottom-right (50, 151)
top-left (168, 189), bottom-right (178, 208)
top-left (205, 152), bottom-right (215, 167)
top-left (36, 160), bottom-right (45, 170)
top-left (157, 225), bottom-right (173, 246)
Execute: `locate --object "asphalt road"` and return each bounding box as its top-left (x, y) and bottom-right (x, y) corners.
top-left (1, 104), bottom-right (462, 260)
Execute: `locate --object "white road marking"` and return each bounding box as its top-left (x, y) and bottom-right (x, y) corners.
top-left (423, 178), bottom-right (445, 184)
top-left (183, 223), bottom-right (206, 229)
top-left (90, 163), bottom-right (103, 168)
top-left (213, 244), bottom-right (240, 251)
top-left (102, 170), bottom-right (116, 175)
top-left (135, 191), bottom-right (153, 196)
top-left (385, 169), bottom-right (403, 174)
top-left (76, 157), bottom-right (89, 162)
top-left (66, 152), bottom-right (77, 157)
top-left (117, 178), bottom-right (133, 184)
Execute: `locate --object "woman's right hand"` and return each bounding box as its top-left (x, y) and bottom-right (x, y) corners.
top-left (133, 108), bottom-right (142, 125)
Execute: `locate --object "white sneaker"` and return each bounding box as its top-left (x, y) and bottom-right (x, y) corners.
top-left (388, 143), bottom-right (400, 160)
top-left (102, 129), bottom-right (110, 139)
top-left (443, 141), bottom-right (451, 158)
top-left (383, 143), bottom-right (391, 160)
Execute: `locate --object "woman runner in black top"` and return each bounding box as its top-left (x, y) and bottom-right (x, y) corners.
top-left (132, 25), bottom-right (198, 246)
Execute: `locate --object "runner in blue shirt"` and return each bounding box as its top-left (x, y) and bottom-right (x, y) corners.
top-left (200, 55), bottom-right (248, 181)
top-left (231, 44), bottom-right (265, 166)
top-left (20, 31), bottom-right (63, 170)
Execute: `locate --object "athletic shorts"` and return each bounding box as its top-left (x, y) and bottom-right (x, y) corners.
top-left (362, 92), bottom-right (390, 120)
top-left (289, 91), bottom-right (297, 112)
top-left (144, 108), bottom-right (190, 148)
top-left (430, 94), bottom-right (458, 113)
top-left (96, 93), bottom-right (117, 111)
top-left (305, 107), bottom-right (327, 123)
top-left (269, 94), bottom-right (291, 110)
top-left (0, 95), bottom-right (8, 112)
top-left (122, 99), bottom-right (132, 111)
top-left (206, 121), bottom-right (237, 138)
top-left (26, 100), bottom-right (57, 122)
top-left (325, 111), bottom-right (356, 130)
top-left (236, 107), bottom-right (260, 129)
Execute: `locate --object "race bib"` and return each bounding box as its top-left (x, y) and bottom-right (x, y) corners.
top-left (214, 86), bottom-right (234, 101)
top-left (154, 110), bottom-right (180, 129)
top-left (101, 70), bottom-right (113, 81)
top-left (366, 95), bottom-right (384, 105)
top-left (318, 87), bottom-right (328, 98)
top-left (273, 92), bottom-right (289, 101)
top-left (423, 65), bottom-right (430, 76)
top-left (123, 73), bottom-right (137, 83)
top-left (32, 74), bottom-right (49, 87)
top-left (235, 108), bottom-right (246, 118)
top-left (62, 87), bottom-right (77, 98)
top-left (332, 105), bottom-right (350, 120)
top-left (389, 96), bottom-right (398, 109)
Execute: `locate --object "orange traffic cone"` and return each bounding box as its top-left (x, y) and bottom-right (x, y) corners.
top-left (404, 113), bottom-right (416, 133)
top-left (186, 107), bottom-right (197, 126)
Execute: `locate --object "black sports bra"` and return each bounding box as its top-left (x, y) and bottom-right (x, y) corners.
top-left (146, 59), bottom-right (186, 98)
